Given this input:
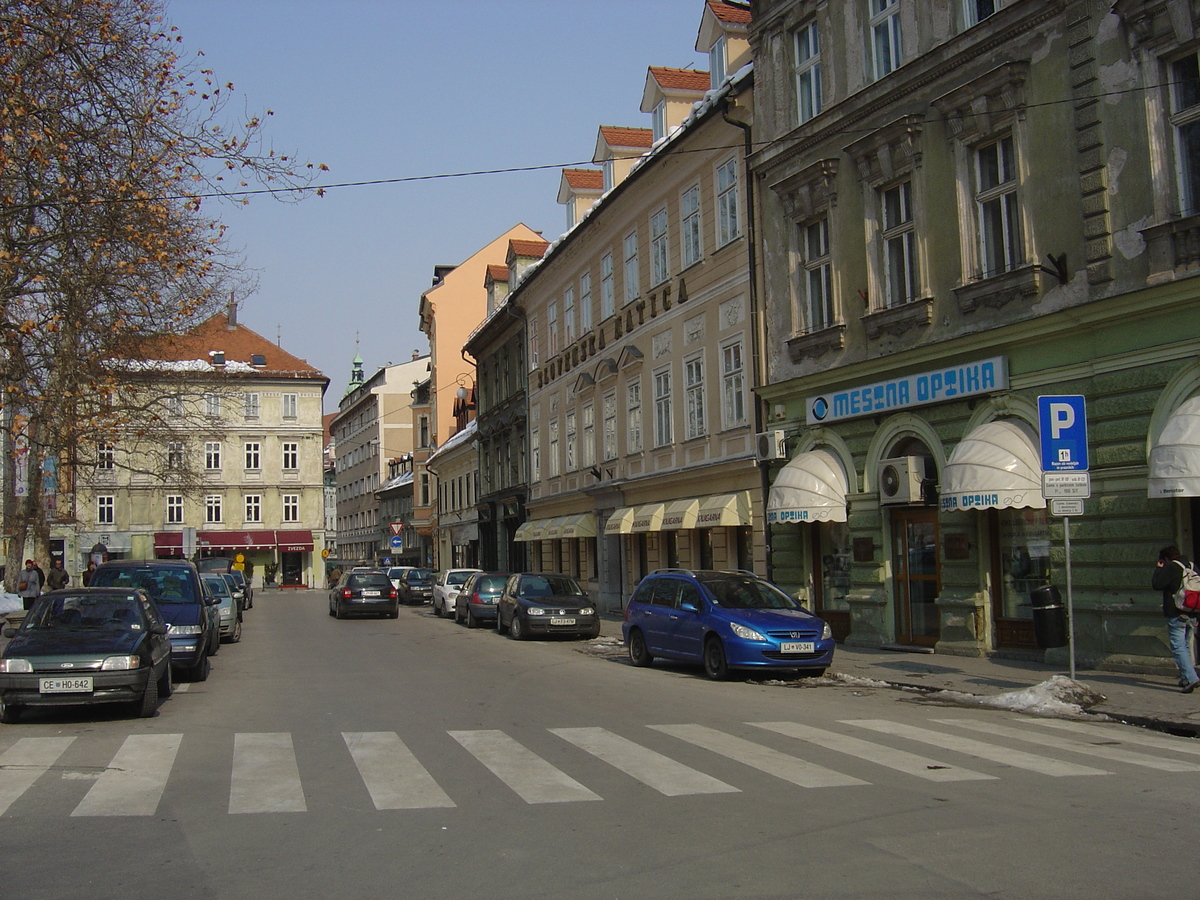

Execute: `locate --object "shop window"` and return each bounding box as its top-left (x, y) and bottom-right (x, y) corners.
top-left (816, 521), bottom-right (852, 613)
top-left (996, 508), bottom-right (1051, 620)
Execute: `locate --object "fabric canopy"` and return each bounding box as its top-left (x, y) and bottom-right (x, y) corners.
top-left (766, 449), bottom-right (849, 524)
top-left (275, 530), bottom-right (314, 552)
top-left (660, 499), bottom-right (699, 531)
top-left (1149, 396), bottom-right (1200, 498)
top-left (940, 419), bottom-right (1045, 511)
top-left (696, 491), bottom-right (752, 528)
top-left (197, 530), bottom-right (277, 550)
top-left (552, 513), bottom-right (597, 539)
top-left (603, 507), bottom-right (635, 535)
top-left (513, 520), bottom-right (546, 542)
top-left (630, 504), bottom-right (665, 533)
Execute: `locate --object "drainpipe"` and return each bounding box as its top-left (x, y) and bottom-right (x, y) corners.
top-left (723, 91), bottom-right (773, 584)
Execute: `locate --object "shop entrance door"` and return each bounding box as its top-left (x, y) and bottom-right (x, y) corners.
top-left (892, 508), bottom-right (940, 646)
top-left (281, 552), bottom-right (303, 586)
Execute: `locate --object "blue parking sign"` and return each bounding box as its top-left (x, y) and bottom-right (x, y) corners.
top-left (1038, 395), bottom-right (1088, 472)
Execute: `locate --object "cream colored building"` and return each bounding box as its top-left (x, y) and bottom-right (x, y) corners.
top-left (72, 309), bottom-right (329, 587)
top-left (517, 1), bottom-right (760, 612)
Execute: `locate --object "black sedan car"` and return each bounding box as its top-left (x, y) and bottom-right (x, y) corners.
top-left (396, 568), bottom-right (434, 605)
top-left (454, 572), bottom-right (509, 628)
top-left (0, 588), bottom-right (173, 723)
top-left (329, 571), bottom-right (399, 619)
top-left (495, 573), bottom-right (600, 640)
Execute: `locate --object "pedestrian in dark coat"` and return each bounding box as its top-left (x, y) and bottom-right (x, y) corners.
top-left (46, 559), bottom-right (69, 591)
top-left (1152, 545), bottom-right (1200, 692)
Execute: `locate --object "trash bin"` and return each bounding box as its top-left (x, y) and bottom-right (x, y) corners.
top-left (1028, 584), bottom-right (1068, 649)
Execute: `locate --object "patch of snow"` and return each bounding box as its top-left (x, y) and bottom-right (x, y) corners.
top-left (0, 592), bottom-right (23, 615)
top-left (913, 675), bottom-right (1106, 717)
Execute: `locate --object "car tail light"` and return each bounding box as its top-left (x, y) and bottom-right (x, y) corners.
top-left (390, 589), bottom-right (397, 599)
top-left (342, 589), bottom-right (352, 599)
top-left (471, 591), bottom-right (480, 603)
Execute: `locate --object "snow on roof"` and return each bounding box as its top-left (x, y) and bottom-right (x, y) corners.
top-left (426, 418), bottom-right (477, 466)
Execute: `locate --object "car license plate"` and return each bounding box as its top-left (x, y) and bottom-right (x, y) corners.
top-left (780, 641), bottom-right (815, 654)
top-left (550, 617), bottom-right (576, 626)
top-left (362, 590), bottom-right (381, 597)
top-left (40, 676), bottom-right (93, 693)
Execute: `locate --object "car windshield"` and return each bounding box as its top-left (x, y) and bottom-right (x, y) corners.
top-left (228, 571), bottom-right (246, 586)
top-left (203, 576), bottom-right (232, 598)
top-left (699, 575), bottom-right (801, 610)
top-left (475, 575), bottom-right (507, 594)
top-left (91, 566), bottom-right (196, 604)
top-left (408, 570), bottom-right (433, 584)
top-left (26, 594), bottom-right (145, 631)
top-left (518, 575), bottom-right (584, 599)
top-left (349, 574), bottom-right (390, 589)
top-left (446, 571), bottom-right (474, 586)
top-left (387, 569), bottom-right (410, 579)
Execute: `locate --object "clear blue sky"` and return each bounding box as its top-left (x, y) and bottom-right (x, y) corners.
top-left (164, 0), bottom-right (710, 407)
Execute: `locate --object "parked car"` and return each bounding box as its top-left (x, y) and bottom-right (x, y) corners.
top-left (396, 568), bottom-right (435, 605)
top-left (495, 573), bottom-right (599, 640)
top-left (202, 574), bottom-right (242, 643)
top-left (228, 569), bottom-right (253, 609)
top-left (0, 588), bottom-right (173, 722)
top-left (454, 572), bottom-right (509, 628)
top-left (385, 567), bottom-right (414, 590)
top-left (329, 571), bottom-right (399, 619)
top-left (220, 573), bottom-right (246, 613)
top-left (432, 568), bottom-right (483, 618)
top-left (622, 569), bottom-right (835, 681)
top-left (89, 559), bottom-right (220, 681)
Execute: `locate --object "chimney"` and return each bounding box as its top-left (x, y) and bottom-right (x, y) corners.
top-left (227, 297), bottom-right (238, 330)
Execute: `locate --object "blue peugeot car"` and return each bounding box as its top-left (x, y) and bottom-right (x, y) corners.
top-left (622, 569), bottom-right (834, 680)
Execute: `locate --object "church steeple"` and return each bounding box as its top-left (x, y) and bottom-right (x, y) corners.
top-left (344, 351), bottom-right (365, 398)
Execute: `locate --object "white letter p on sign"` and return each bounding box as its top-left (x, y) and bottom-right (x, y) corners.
top-left (1049, 402), bottom-right (1075, 439)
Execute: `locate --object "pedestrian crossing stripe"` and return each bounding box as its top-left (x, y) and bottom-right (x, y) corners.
top-left (1, 716), bottom-right (1198, 818)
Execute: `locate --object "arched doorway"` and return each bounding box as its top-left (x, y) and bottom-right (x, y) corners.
top-left (884, 437), bottom-right (940, 646)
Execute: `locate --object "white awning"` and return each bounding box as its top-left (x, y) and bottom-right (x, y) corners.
top-left (1150, 396), bottom-right (1200, 497)
top-left (696, 491), bottom-right (752, 527)
top-left (513, 520), bottom-right (547, 542)
top-left (545, 514), bottom-right (597, 539)
top-left (940, 419), bottom-right (1045, 511)
top-left (629, 503), bottom-right (665, 533)
top-left (765, 449), bottom-right (849, 524)
top-left (660, 499), bottom-right (699, 531)
top-left (603, 507), bottom-right (635, 535)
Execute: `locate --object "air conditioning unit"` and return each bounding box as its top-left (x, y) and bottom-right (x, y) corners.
top-left (878, 456), bottom-right (925, 505)
top-left (755, 430), bottom-right (787, 462)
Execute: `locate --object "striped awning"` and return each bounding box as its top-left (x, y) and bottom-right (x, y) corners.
top-left (940, 420), bottom-right (1046, 512)
top-left (766, 449), bottom-right (849, 524)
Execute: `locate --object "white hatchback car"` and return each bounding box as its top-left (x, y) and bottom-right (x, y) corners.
top-left (432, 569), bottom-right (483, 618)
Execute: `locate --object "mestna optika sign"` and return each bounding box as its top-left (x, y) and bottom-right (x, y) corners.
top-left (806, 357), bottom-right (1008, 425)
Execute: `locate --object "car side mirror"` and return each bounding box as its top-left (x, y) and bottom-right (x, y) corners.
top-left (206, 595), bottom-right (220, 606)
top-left (2, 626), bottom-right (16, 638)
top-left (151, 623), bottom-right (168, 635)
top-left (680, 600), bottom-right (699, 613)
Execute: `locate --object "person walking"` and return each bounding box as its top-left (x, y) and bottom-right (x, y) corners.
top-left (1153, 545), bottom-right (1200, 693)
top-left (46, 559), bottom-right (69, 591)
top-left (16, 559), bottom-right (42, 611)
top-left (81, 560), bottom-right (97, 586)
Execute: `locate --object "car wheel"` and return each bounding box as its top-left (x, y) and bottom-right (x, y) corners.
top-left (333, 603), bottom-right (342, 619)
top-left (328, 602), bottom-right (335, 617)
top-left (189, 653), bottom-right (210, 683)
top-left (0, 699), bottom-right (21, 725)
top-left (224, 619), bottom-right (242, 643)
top-left (158, 662), bottom-right (173, 699)
top-left (137, 671), bottom-right (159, 718)
top-left (703, 636), bottom-right (729, 681)
top-left (466, 608), bottom-right (477, 629)
top-left (509, 615), bottom-right (527, 640)
top-left (208, 631), bottom-right (220, 656)
top-left (389, 607), bottom-right (400, 619)
top-left (495, 611), bottom-right (508, 634)
top-left (628, 629), bottom-right (654, 667)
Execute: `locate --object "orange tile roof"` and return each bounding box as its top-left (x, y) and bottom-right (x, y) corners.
top-left (598, 126), bottom-right (654, 149)
top-left (486, 264), bottom-right (510, 282)
top-left (649, 67), bottom-right (711, 92)
top-left (509, 239), bottom-right (550, 259)
top-left (563, 168), bottom-right (604, 191)
top-left (708, 0), bottom-right (751, 25)
top-left (139, 312), bottom-right (326, 379)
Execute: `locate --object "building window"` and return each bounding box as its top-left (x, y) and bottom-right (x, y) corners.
top-left (650, 208), bottom-right (669, 286)
top-left (709, 34), bottom-right (727, 88)
top-left (244, 442), bottom-right (261, 471)
top-left (722, 341), bottom-right (747, 429)
top-left (564, 286), bottom-right (576, 343)
top-left (282, 442), bottom-right (298, 470)
top-left (419, 415), bottom-right (431, 449)
top-left (549, 419), bottom-right (560, 477)
top-left (627, 379), bottom-right (642, 455)
top-left (602, 157), bottom-right (614, 192)
top-left (582, 403), bottom-right (595, 469)
top-left (623, 231), bottom-right (639, 304)
top-left (579, 273), bottom-right (593, 332)
top-left (870, 0), bottom-right (903, 80)
top-left (651, 100), bottom-right (667, 142)
top-left (716, 158), bottom-right (741, 247)
top-left (166, 395), bottom-right (183, 419)
top-left (282, 393), bottom-right (297, 418)
top-left (684, 356), bottom-right (705, 440)
top-left (283, 494), bottom-right (299, 523)
top-left (205, 495), bottom-right (222, 524)
top-left (97, 495), bottom-right (114, 525)
top-left (204, 392), bottom-right (221, 418)
top-left (245, 494), bottom-right (262, 523)
top-left (601, 253), bottom-right (615, 319)
top-left (528, 315), bottom-right (539, 370)
top-left (244, 392), bottom-right (259, 418)
top-left (881, 180), bottom-right (917, 307)
top-left (167, 495), bottom-right (184, 525)
top-left (204, 442), bottom-right (221, 470)
top-left (97, 442), bottom-right (114, 470)
top-left (548, 301), bottom-right (559, 356)
top-left (804, 217), bottom-right (834, 330)
top-left (964, 0), bottom-right (996, 27)
top-left (654, 368), bottom-right (672, 448)
top-left (565, 410), bottom-right (577, 471)
top-left (681, 185), bottom-right (702, 267)
top-left (167, 442), bottom-right (184, 470)
top-left (1172, 55), bottom-right (1200, 214)
top-left (976, 135), bottom-right (1021, 277)
top-left (419, 473), bottom-right (431, 507)
top-left (531, 428), bottom-right (541, 481)
top-left (795, 22), bottom-right (822, 124)
top-left (603, 392), bottom-right (617, 461)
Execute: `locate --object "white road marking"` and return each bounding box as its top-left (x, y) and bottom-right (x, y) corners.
top-left (650, 724), bottom-right (868, 788)
top-left (847, 720), bottom-right (1110, 777)
top-left (72, 734), bottom-right (182, 817)
top-left (0, 737), bottom-right (75, 815)
top-left (173, 684), bottom-right (190, 693)
top-left (343, 732), bottom-right (455, 809)
top-left (749, 721), bottom-right (995, 783)
top-left (551, 727), bottom-right (739, 796)
top-left (1026, 718), bottom-right (1200, 756)
top-left (933, 718), bottom-right (1200, 772)
top-left (229, 733), bottom-right (306, 814)
top-left (448, 729), bottom-right (600, 804)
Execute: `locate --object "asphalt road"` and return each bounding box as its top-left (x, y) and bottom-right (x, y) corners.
top-left (1, 588), bottom-right (1196, 899)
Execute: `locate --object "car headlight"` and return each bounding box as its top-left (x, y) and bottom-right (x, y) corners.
top-left (730, 622), bottom-right (766, 642)
top-left (101, 655), bottom-right (140, 671)
top-left (168, 624), bottom-right (203, 635)
top-left (579, 607), bottom-right (595, 616)
top-left (0, 658), bottom-right (33, 673)
top-left (525, 607), bottom-right (545, 616)
top-left (821, 622), bottom-right (833, 641)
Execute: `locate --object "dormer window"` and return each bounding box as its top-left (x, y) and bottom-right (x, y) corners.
top-left (603, 158), bottom-right (614, 192)
top-left (652, 101), bottom-right (667, 142)
top-left (709, 35), bottom-right (727, 88)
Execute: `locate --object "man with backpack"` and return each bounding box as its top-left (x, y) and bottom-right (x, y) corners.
top-left (1153, 545), bottom-right (1200, 693)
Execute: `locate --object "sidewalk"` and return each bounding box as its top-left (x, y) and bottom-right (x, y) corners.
top-left (595, 616), bottom-right (1200, 737)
